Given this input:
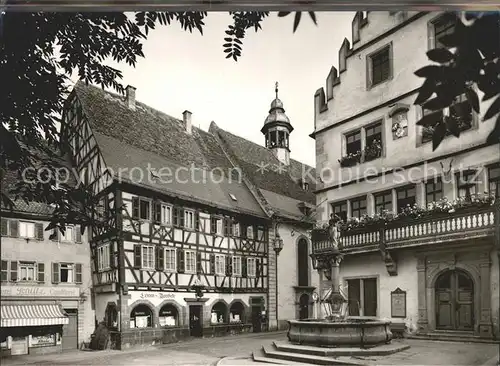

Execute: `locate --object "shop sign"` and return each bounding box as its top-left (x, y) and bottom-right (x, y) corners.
top-left (1, 285), bottom-right (80, 298)
top-left (139, 292), bottom-right (175, 300)
top-left (31, 334), bottom-right (56, 347)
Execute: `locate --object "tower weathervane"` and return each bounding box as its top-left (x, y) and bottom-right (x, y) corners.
top-left (275, 81), bottom-right (279, 99)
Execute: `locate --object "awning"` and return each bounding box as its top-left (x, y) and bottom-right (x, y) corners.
top-left (1, 304), bottom-right (69, 327)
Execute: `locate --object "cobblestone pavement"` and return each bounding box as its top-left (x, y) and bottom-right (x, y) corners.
top-left (3, 333), bottom-right (499, 366)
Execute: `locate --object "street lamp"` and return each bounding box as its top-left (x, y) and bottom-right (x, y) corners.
top-left (272, 224), bottom-right (284, 330)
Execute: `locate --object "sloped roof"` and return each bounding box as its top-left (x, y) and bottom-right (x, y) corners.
top-left (73, 82), bottom-right (315, 222)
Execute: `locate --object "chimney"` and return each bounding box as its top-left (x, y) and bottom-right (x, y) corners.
top-left (183, 110), bottom-right (192, 134)
top-left (125, 85), bottom-right (136, 110)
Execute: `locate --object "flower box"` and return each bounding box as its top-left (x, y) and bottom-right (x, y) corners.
top-left (339, 151), bottom-right (361, 167)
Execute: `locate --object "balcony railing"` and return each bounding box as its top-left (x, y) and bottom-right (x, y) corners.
top-left (337, 206), bottom-right (497, 253)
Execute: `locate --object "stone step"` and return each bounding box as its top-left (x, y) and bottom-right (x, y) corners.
top-left (409, 333), bottom-right (500, 344)
top-left (262, 345), bottom-right (368, 366)
top-left (273, 341), bottom-right (411, 357)
top-left (252, 348), bottom-right (307, 365)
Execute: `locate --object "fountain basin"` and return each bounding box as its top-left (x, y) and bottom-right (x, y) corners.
top-left (287, 317), bottom-right (393, 348)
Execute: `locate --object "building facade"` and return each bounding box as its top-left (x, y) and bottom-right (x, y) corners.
top-left (0, 200), bottom-right (94, 356)
top-left (61, 81), bottom-right (317, 348)
top-left (311, 11), bottom-right (500, 339)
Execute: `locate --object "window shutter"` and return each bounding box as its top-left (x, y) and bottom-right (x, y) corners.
top-left (109, 244), bottom-right (115, 269)
top-left (240, 224), bottom-right (246, 238)
top-left (242, 257), bottom-right (248, 278)
top-left (210, 254), bottom-right (215, 274)
top-left (52, 262), bottom-right (60, 284)
top-left (154, 202), bottom-right (162, 223)
top-left (226, 256), bottom-right (233, 276)
top-left (156, 246), bottom-right (164, 270)
top-left (173, 207), bottom-right (179, 227)
top-left (1, 218), bottom-right (8, 236)
top-left (75, 226), bottom-right (82, 243)
top-left (195, 212), bottom-right (200, 231)
top-left (256, 259), bottom-right (261, 277)
top-left (196, 252), bottom-right (202, 274)
top-left (177, 250), bottom-right (185, 273)
top-left (223, 219), bottom-right (229, 236)
top-left (10, 261), bottom-right (18, 282)
top-left (37, 263), bottom-right (45, 282)
top-left (211, 218), bottom-right (216, 234)
top-left (75, 263), bottom-right (83, 284)
top-left (35, 223), bottom-right (44, 240)
top-left (133, 245), bottom-right (142, 268)
top-left (9, 220), bottom-right (19, 237)
top-left (132, 197), bottom-right (139, 219)
top-left (1, 260), bottom-right (8, 281)
top-left (179, 209), bottom-right (185, 228)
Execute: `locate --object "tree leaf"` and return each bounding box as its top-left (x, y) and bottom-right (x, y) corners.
top-left (484, 96), bottom-right (500, 121)
top-left (426, 48), bottom-right (454, 63)
top-left (486, 116), bottom-right (500, 144)
top-left (465, 87), bottom-right (480, 114)
top-left (277, 12), bottom-right (291, 17)
top-left (438, 33), bottom-right (459, 48)
top-left (414, 78), bottom-right (436, 105)
top-left (293, 12), bottom-right (302, 33)
top-left (416, 113), bottom-right (440, 127)
top-left (423, 97), bottom-right (452, 112)
top-left (432, 122), bottom-right (448, 151)
top-left (414, 65), bottom-right (442, 79)
top-left (444, 116), bottom-right (460, 137)
top-left (309, 12), bottom-right (317, 25)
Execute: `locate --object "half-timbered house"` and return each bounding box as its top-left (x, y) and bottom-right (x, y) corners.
top-left (61, 81), bottom-right (317, 349)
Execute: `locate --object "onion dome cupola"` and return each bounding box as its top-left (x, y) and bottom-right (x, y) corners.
top-left (261, 82), bottom-right (294, 166)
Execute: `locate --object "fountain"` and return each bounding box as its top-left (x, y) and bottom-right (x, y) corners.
top-left (252, 215), bottom-right (410, 364)
top-left (287, 214), bottom-right (393, 348)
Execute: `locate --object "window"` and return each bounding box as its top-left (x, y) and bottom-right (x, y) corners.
top-left (247, 225), bottom-right (254, 239)
top-left (350, 197), bottom-right (367, 219)
top-left (141, 245), bottom-right (155, 269)
top-left (19, 221), bottom-right (35, 239)
top-left (230, 302), bottom-right (245, 323)
top-left (232, 256), bottom-right (242, 276)
top-left (159, 304), bottom-right (178, 327)
top-left (211, 217), bottom-right (223, 236)
top-left (61, 226), bottom-right (74, 242)
top-left (211, 302), bottom-right (228, 324)
top-left (346, 130), bottom-right (361, 155)
top-left (432, 13), bottom-right (456, 49)
top-left (161, 204), bottom-right (173, 226)
top-left (19, 262), bottom-right (36, 281)
top-left (488, 164), bottom-right (500, 197)
top-left (164, 248), bottom-right (176, 272)
top-left (332, 201), bottom-right (348, 222)
top-left (368, 45), bottom-right (392, 87)
top-left (374, 191), bottom-right (392, 214)
top-left (60, 264), bottom-right (74, 283)
top-left (185, 250), bottom-right (196, 273)
top-left (184, 210), bottom-right (195, 230)
top-left (233, 222), bottom-right (240, 237)
top-left (247, 258), bottom-right (257, 277)
top-left (396, 185), bottom-right (416, 212)
top-left (97, 244), bottom-right (111, 271)
top-left (346, 278), bottom-right (377, 316)
top-left (425, 178), bottom-right (443, 204)
top-left (130, 304), bottom-right (153, 328)
top-left (132, 197), bottom-right (151, 220)
top-left (364, 122), bottom-right (383, 161)
top-left (456, 170), bottom-right (478, 200)
top-left (215, 255), bottom-right (226, 275)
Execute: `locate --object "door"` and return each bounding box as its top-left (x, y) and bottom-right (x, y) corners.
top-left (297, 239), bottom-right (309, 287)
top-left (62, 309), bottom-right (78, 350)
top-left (299, 294), bottom-right (309, 320)
top-left (189, 305), bottom-right (202, 337)
top-left (435, 270), bottom-right (474, 331)
top-left (251, 306), bottom-right (262, 333)
top-left (363, 278), bottom-right (377, 317)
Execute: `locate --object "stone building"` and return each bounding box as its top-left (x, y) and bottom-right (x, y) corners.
top-left (0, 182), bottom-right (95, 356)
top-left (60, 81), bottom-right (317, 348)
top-left (311, 11), bottom-right (499, 339)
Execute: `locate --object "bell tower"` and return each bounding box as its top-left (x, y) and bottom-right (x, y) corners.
top-left (261, 82), bottom-right (294, 166)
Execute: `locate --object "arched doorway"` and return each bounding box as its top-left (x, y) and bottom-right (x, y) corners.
top-left (299, 294), bottom-right (310, 320)
top-left (435, 269), bottom-right (474, 331)
top-left (297, 238), bottom-right (309, 287)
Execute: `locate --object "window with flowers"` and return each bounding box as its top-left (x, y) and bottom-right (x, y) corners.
top-left (364, 122), bottom-right (383, 162)
top-left (396, 185), bottom-right (416, 213)
top-left (425, 178), bottom-right (443, 205)
top-left (374, 190), bottom-right (392, 214)
top-left (488, 164), bottom-right (500, 198)
top-left (456, 170), bottom-right (478, 200)
top-left (331, 201), bottom-right (348, 222)
top-left (351, 197), bottom-right (367, 219)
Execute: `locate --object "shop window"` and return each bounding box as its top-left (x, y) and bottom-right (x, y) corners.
top-left (159, 304), bottom-right (179, 327)
top-left (229, 302), bottom-right (245, 323)
top-left (130, 304), bottom-right (153, 328)
top-left (211, 302), bottom-right (227, 324)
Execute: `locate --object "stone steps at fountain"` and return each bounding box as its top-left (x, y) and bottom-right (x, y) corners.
top-left (252, 344), bottom-right (369, 365)
top-left (273, 341), bottom-right (411, 357)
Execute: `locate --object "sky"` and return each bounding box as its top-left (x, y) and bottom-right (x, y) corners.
top-left (76, 12), bottom-right (355, 167)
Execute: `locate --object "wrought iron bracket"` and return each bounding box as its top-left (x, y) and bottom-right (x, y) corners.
top-left (379, 228), bottom-right (397, 276)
